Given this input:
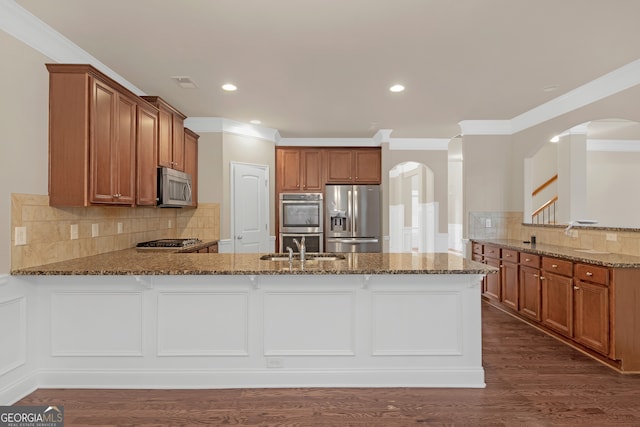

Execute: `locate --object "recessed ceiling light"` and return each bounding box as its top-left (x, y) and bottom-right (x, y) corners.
top-left (250, 120), bottom-right (261, 125)
top-left (222, 83), bottom-right (237, 91)
top-left (389, 84), bottom-right (405, 93)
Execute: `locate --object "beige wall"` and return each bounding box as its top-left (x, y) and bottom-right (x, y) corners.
top-left (221, 134), bottom-right (276, 240)
top-left (0, 31), bottom-right (50, 273)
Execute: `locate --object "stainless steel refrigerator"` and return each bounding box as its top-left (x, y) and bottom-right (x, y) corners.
top-left (325, 184), bottom-right (381, 252)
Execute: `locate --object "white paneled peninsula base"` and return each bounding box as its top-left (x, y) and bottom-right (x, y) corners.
top-left (4, 253), bottom-right (493, 404)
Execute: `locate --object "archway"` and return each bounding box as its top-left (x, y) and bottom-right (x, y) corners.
top-left (388, 162), bottom-right (436, 252)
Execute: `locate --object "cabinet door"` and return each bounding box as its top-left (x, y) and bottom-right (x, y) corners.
top-left (277, 149), bottom-right (301, 191)
top-left (157, 106), bottom-right (173, 168)
top-left (172, 113), bottom-right (185, 171)
top-left (326, 150), bottom-right (353, 183)
top-left (301, 149), bottom-right (323, 191)
top-left (541, 271), bottom-right (573, 337)
top-left (519, 265), bottom-right (541, 321)
top-left (114, 93), bottom-right (137, 205)
top-left (353, 149), bottom-right (381, 183)
top-left (137, 103), bottom-right (158, 206)
top-left (484, 257), bottom-right (501, 301)
top-left (184, 129), bottom-right (198, 207)
top-left (501, 261), bottom-right (519, 311)
top-left (574, 280), bottom-right (609, 354)
top-left (90, 79), bottom-right (117, 204)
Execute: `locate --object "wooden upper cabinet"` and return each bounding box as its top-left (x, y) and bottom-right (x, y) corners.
top-left (47, 64), bottom-right (138, 207)
top-left (136, 101), bottom-right (159, 206)
top-left (353, 149), bottom-right (381, 183)
top-left (300, 149), bottom-right (323, 191)
top-left (326, 148), bottom-right (381, 184)
top-left (276, 148), bottom-right (324, 192)
top-left (184, 128), bottom-right (199, 207)
top-left (141, 96), bottom-right (187, 171)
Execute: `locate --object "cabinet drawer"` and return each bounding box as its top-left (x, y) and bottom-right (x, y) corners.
top-left (542, 257), bottom-right (572, 277)
top-left (520, 253), bottom-right (540, 268)
top-left (484, 245), bottom-right (500, 259)
top-left (472, 242), bottom-right (483, 255)
top-left (501, 249), bottom-right (518, 262)
top-left (574, 263), bottom-right (608, 285)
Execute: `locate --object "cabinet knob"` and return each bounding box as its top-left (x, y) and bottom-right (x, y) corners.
top-left (540, 276), bottom-right (545, 280)
top-left (525, 258), bottom-right (531, 262)
top-left (573, 285), bottom-right (580, 290)
top-left (506, 254), bottom-right (511, 257)
top-left (552, 264), bottom-right (558, 268)
top-left (533, 274), bottom-right (539, 278)
top-left (586, 272), bottom-right (593, 276)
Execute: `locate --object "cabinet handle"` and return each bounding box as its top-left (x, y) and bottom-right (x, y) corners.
top-left (573, 285), bottom-right (580, 290)
top-left (540, 276), bottom-right (545, 280)
top-left (586, 272), bottom-right (593, 276)
top-left (552, 264), bottom-right (558, 268)
top-left (506, 254), bottom-right (511, 257)
top-left (533, 274), bottom-right (539, 278)
top-left (525, 258), bottom-right (531, 262)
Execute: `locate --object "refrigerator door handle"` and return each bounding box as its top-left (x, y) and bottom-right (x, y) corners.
top-left (353, 188), bottom-right (358, 234)
top-left (347, 189), bottom-right (353, 233)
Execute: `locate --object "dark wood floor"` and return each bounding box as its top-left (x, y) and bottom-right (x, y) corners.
top-left (16, 302), bottom-right (640, 426)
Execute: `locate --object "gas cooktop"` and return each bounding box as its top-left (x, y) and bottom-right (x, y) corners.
top-left (136, 238), bottom-right (202, 249)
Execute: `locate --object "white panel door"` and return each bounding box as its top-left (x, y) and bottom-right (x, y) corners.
top-left (232, 163), bottom-right (269, 253)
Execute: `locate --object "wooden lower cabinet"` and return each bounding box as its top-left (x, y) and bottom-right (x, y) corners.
top-left (541, 269), bottom-right (574, 337)
top-left (573, 263), bottom-right (610, 355)
top-left (473, 241), bottom-right (640, 371)
top-left (501, 249), bottom-right (519, 311)
top-left (519, 265), bottom-right (541, 321)
top-left (484, 256), bottom-right (501, 301)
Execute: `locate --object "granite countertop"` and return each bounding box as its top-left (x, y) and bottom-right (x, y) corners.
top-left (11, 250), bottom-right (496, 276)
top-left (472, 239), bottom-right (640, 268)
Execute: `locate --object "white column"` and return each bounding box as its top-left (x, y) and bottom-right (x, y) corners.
top-left (557, 125), bottom-right (588, 223)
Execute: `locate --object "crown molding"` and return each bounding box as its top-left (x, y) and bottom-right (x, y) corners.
top-left (0, 0), bottom-right (146, 96)
top-left (184, 117), bottom-right (281, 143)
top-left (277, 138), bottom-right (378, 147)
top-left (587, 139), bottom-right (640, 152)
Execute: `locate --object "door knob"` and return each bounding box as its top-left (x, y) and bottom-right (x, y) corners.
top-left (237, 236), bottom-right (243, 240)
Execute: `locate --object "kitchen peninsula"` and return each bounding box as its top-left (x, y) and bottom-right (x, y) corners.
top-left (4, 252), bottom-right (494, 403)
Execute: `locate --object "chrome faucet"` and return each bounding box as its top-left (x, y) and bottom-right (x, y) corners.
top-left (292, 236), bottom-right (306, 262)
top-left (286, 246), bottom-right (294, 263)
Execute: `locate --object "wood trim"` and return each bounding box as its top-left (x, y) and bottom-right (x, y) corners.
top-left (532, 174), bottom-right (558, 196)
top-left (531, 195), bottom-right (558, 218)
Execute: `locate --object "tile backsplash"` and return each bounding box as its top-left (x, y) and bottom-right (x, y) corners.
top-left (469, 210), bottom-right (640, 257)
top-left (11, 193), bottom-right (219, 270)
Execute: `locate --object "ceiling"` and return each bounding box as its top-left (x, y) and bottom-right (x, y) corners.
top-left (13, 0), bottom-right (640, 139)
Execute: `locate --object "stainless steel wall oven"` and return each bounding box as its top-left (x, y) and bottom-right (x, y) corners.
top-left (279, 193), bottom-right (323, 233)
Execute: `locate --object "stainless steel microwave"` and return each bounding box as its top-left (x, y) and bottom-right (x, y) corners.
top-left (157, 167), bottom-right (192, 207)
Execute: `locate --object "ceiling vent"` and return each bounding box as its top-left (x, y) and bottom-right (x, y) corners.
top-left (170, 76), bottom-right (197, 89)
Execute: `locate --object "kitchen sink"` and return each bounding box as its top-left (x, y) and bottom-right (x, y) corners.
top-left (260, 253), bottom-right (346, 261)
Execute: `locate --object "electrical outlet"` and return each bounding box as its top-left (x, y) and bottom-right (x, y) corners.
top-left (606, 233), bottom-right (617, 242)
top-left (117, 222), bottom-right (124, 234)
top-left (14, 226), bottom-right (27, 246)
top-left (92, 223), bottom-right (99, 237)
top-left (485, 218), bottom-right (492, 228)
top-left (266, 358), bottom-right (284, 368)
top-left (70, 224), bottom-right (78, 240)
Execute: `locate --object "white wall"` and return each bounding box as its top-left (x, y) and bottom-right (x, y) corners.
top-left (0, 31), bottom-right (50, 273)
